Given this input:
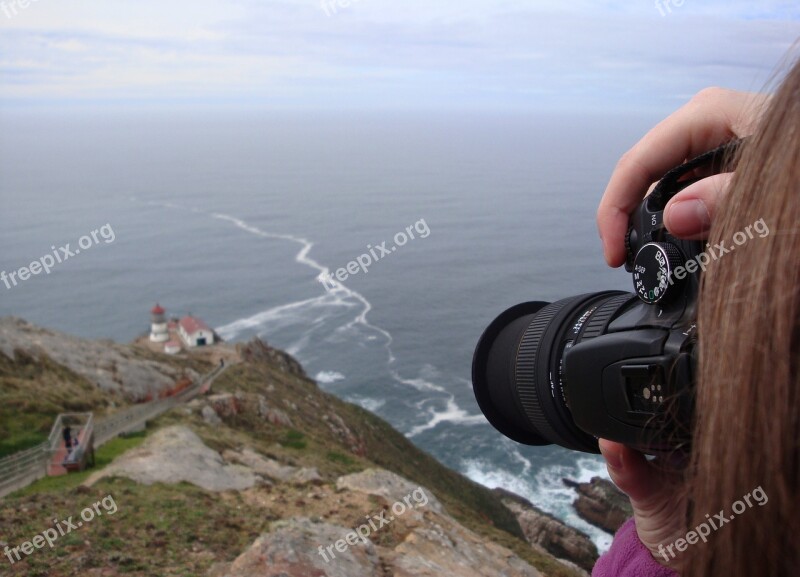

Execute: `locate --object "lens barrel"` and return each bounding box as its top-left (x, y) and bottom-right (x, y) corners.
top-left (472, 291), bottom-right (637, 453)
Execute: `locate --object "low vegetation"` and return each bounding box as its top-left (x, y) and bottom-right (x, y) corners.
top-left (0, 340), bottom-right (582, 577)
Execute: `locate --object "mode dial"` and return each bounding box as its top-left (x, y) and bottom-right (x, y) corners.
top-left (632, 242), bottom-right (684, 304)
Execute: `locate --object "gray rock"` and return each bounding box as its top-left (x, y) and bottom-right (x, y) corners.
top-left (0, 317), bottom-right (180, 400)
top-left (202, 405), bottom-right (223, 426)
top-left (84, 426), bottom-right (259, 492)
top-left (563, 477), bottom-right (632, 534)
top-left (335, 470), bottom-right (541, 577)
top-left (187, 398), bottom-right (204, 409)
top-left (208, 393), bottom-right (239, 418)
top-left (257, 395), bottom-right (293, 427)
top-left (223, 448), bottom-right (322, 486)
top-left (336, 469), bottom-right (443, 514)
top-left (291, 467), bottom-right (323, 486)
top-left (391, 522), bottom-right (542, 577)
top-left (218, 517), bottom-right (381, 577)
top-left (495, 488), bottom-right (598, 572)
top-left (264, 407), bottom-right (293, 427)
top-left (256, 395), bottom-right (269, 416)
top-left (222, 469), bottom-right (546, 577)
top-left (237, 338), bottom-right (307, 378)
top-left (323, 412), bottom-right (366, 456)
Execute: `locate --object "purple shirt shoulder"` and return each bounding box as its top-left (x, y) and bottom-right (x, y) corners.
top-left (592, 518), bottom-right (680, 577)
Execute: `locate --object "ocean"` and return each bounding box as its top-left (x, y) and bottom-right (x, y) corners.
top-left (0, 109), bottom-right (661, 549)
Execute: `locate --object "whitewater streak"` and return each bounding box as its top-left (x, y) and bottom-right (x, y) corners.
top-left (210, 212), bottom-right (462, 401)
top-left (130, 198), bottom-right (461, 407)
top-left (210, 212), bottom-right (395, 351)
top-left (207, 213), bottom-right (490, 434)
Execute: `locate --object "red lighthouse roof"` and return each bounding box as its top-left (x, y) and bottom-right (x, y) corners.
top-left (151, 303), bottom-right (165, 315)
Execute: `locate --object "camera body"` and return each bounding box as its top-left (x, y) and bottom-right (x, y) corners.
top-left (562, 195), bottom-right (703, 452)
top-left (472, 143), bottom-right (738, 454)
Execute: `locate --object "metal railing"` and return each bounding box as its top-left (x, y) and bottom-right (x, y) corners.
top-left (0, 364), bottom-right (226, 498)
top-left (60, 413), bottom-right (95, 471)
top-left (0, 445), bottom-right (51, 495)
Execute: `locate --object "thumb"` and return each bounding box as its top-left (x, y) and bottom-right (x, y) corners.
top-left (663, 172), bottom-right (733, 240)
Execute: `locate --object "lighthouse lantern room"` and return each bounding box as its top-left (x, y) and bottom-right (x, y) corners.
top-left (149, 304), bottom-right (169, 343)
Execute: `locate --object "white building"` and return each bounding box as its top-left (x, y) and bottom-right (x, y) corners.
top-left (178, 316), bottom-right (214, 348)
top-left (149, 304), bottom-right (169, 343)
top-left (164, 340), bottom-right (182, 355)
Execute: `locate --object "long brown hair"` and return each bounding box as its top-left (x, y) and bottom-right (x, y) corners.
top-left (686, 58), bottom-right (800, 575)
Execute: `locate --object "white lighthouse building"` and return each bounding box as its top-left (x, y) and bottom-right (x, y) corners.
top-left (178, 316), bottom-right (215, 347)
top-left (149, 304), bottom-right (169, 343)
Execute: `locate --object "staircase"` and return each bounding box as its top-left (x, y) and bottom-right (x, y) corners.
top-left (0, 363), bottom-right (227, 498)
top-left (47, 414), bottom-right (95, 476)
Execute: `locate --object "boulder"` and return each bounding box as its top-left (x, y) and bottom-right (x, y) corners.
top-left (563, 477), bottom-right (632, 534)
top-left (237, 338), bottom-right (307, 377)
top-left (208, 393), bottom-right (239, 418)
top-left (336, 468), bottom-right (443, 515)
top-left (201, 405), bottom-right (222, 426)
top-left (209, 518), bottom-right (382, 577)
top-left (494, 488), bottom-right (598, 573)
top-left (390, 522), bottom-right (542, 577)
top-left (84, 426), bottom-right (259, 492)
top-left (223, 448), bottom-right (322, 486)
top-left (257, 395), bottom-right (293, 427)
top-left (324, 412), bottom-right (367, 456)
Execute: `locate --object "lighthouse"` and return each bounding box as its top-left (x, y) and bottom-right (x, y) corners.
top-left (149, 304), bottom-right (169, 343)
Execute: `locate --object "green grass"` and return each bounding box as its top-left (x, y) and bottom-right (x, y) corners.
top-left (0, 423), bottom-right (49, 458)
top-left (326, 451), bottom-right (356, 465)
top-left (279, 429), bottom-right (307, 450)
top-left (0, 477), bottom-right (269, 577)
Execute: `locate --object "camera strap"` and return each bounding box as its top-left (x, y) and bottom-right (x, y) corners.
top-left (647, 138), bottom-right (746, 210)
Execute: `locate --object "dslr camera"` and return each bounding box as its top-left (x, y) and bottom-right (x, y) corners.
top-left (472, 143), bottom-right (739, 454)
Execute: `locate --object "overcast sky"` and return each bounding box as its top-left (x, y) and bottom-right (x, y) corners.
top-left (1, 1), bottom-right (799, 113)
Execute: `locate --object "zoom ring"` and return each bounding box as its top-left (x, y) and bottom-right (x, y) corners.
top-left (515, 300), bottom-right (568, 446)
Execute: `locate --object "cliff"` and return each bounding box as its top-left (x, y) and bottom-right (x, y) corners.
top-left (0, 318), bottom-right (609, 576)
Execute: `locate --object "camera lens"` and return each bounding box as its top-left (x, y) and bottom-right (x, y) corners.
top-left (472, 291), bottom-right (638, 453)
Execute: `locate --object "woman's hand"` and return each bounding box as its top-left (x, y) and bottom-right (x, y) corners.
top-left (597, 87), bottom-right (770, 267)
top-left (599, 440), bottom-right (687, 569)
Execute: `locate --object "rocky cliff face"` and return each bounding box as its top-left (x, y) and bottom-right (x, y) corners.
top-left (83, 426), bottom-right (555, 576)
top-left (236, 338), bottom-right (306, 378)
top-left (1, 321), bottom-right (617, 577)
top-left (562, 477), bottom-right (633, 534)
top-left (0, 317), bottom-right (204, 401)
top-left (494, 488), bottom-right (598, 574)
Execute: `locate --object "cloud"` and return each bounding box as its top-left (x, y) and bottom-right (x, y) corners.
top-left (0, 0), bottom-right (798, 112)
